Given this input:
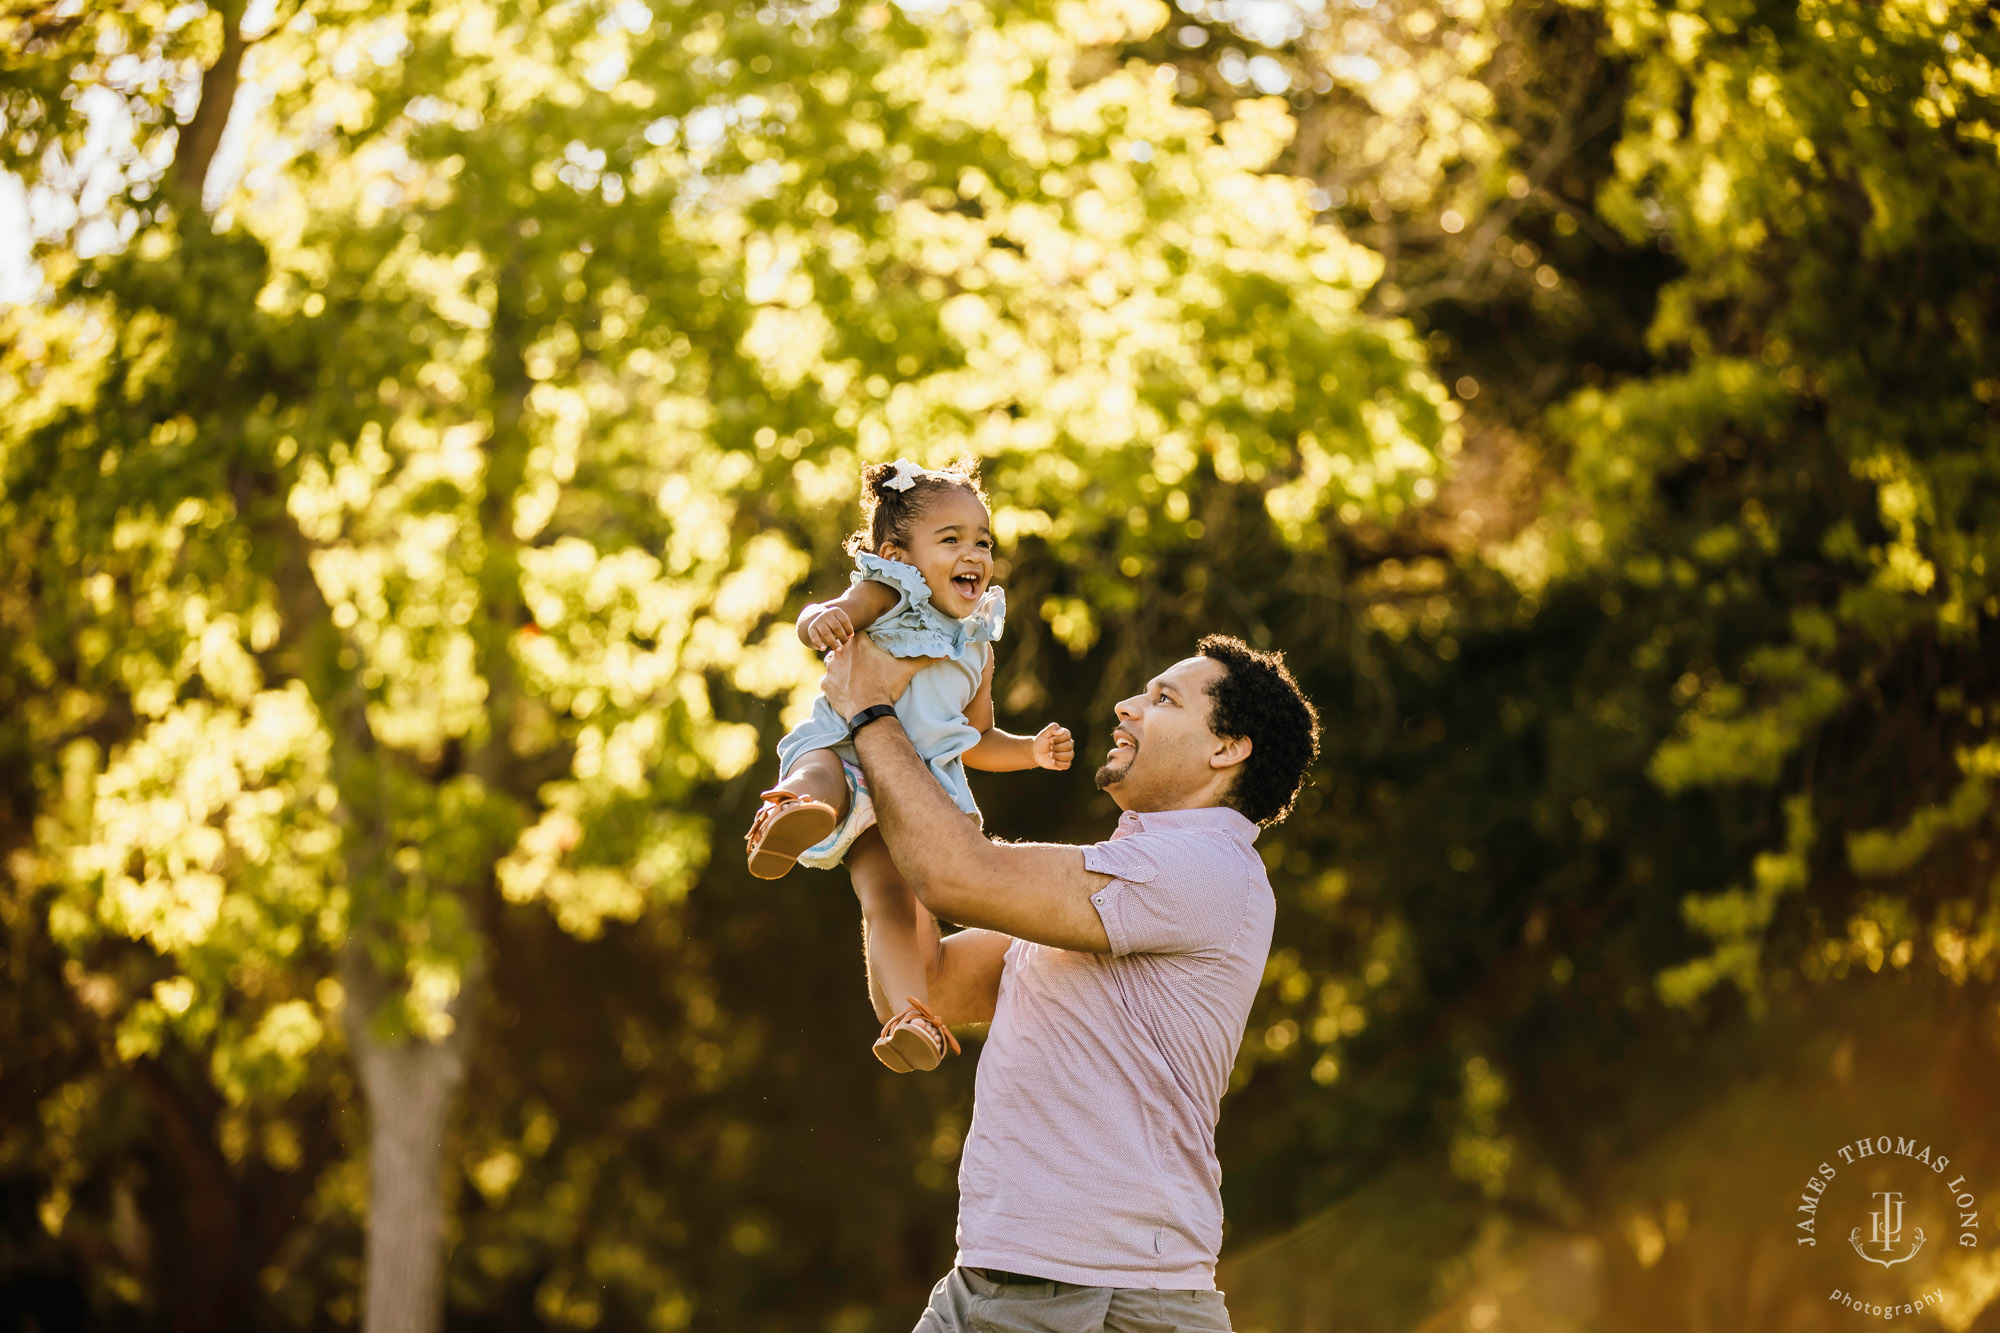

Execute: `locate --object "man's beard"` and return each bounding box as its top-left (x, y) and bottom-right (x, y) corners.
top-left (1095, 751), bottom-right (1132, 791)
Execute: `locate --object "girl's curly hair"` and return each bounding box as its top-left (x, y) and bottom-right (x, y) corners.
top-left (844, 456), bottom-right (988, 556)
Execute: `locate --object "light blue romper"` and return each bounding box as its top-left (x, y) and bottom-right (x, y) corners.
top-left (776, 551), bottom-right (1006, 869)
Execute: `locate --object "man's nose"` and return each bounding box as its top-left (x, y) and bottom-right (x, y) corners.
top-left (1114, 695), bottom-right (1141, 721)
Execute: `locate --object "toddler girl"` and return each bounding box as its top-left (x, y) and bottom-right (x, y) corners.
top-left (744, 457), bottom-right (1073, 1072)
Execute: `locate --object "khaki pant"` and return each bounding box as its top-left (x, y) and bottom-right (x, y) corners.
top-left (913, 1266), bottom-right (1234, 1332)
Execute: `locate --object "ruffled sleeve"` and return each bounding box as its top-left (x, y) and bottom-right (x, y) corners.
top-left (963, 586), bottom-right (1006, 645)
top-left (849, 551), bottom-right (934, 616)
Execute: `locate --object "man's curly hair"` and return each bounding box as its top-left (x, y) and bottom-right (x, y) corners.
top-left (1198, 634), bottom-right (1320, 826)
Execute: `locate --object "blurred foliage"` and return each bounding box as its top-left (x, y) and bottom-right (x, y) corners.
top-left (2, 0), bottom-right (1998, 1330)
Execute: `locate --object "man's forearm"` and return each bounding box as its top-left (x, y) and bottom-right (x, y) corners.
top-left (851, 715), bottom-right (1112, 951)
top-left (850, 718), bottom-right (991, 912)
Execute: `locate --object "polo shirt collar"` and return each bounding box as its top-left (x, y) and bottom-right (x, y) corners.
top-left (1112, 804), bottom-right (1260, 842)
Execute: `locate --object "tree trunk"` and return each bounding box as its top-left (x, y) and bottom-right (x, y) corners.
top-left (128, 1058), bottom-right (245, 1333)
top-left (170, 0), bottom-right (250, 204)
top-left (343, 951), bottom-right (473, 1333)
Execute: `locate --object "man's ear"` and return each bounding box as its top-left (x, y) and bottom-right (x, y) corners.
top-left (1210, 734), bottom-right (1252, 771)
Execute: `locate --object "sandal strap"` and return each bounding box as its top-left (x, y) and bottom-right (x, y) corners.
top-left (745, 790), bottom-right (808, 846)
top-left (883, 995), bottom-right (961, 1057)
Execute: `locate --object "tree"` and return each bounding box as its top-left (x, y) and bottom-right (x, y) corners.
top-left (1551, 0), bottom-right (2000, 1009)
top-left (1096, 1), bottom-right (2000, 1324)
top-left (0, 0), bottom-right (1447, 1327)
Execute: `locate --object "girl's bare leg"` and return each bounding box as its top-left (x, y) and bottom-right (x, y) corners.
top-left (770, 747), bottom-right (850, 820)
top-left (846, 827), bottom-right (930, 1019)
top-left (747, 748), bottom-right (852, 879)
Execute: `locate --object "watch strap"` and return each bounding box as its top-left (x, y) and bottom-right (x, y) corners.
top-left (846, 702), bottom-right (899, 738)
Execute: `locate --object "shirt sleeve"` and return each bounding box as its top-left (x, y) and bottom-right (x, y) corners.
top-left (1082, 830), bottom-right (1248, 958)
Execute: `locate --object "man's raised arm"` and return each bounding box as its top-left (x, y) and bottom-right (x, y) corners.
top-left (822, 637), bottom-right (1113, 953)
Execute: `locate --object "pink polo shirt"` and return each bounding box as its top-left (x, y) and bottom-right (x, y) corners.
top-left (953, 804), bottom-right (1275, 1289)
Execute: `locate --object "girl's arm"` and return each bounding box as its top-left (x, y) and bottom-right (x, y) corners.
top-left (962, 648), bottom-right (1073, 773)
top-left (797, 577), bottom-right (900, 651)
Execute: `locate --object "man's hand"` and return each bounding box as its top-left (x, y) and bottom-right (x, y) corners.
top-left (821, 634), bottom-right (937, 717)
top-left (804, 605), bottom-right (856, 652)
top-left (1032, 722), bottom-right (1074, 771)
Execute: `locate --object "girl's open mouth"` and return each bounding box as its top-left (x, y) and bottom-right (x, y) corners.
top-left (952, 572), bottom-right (983, 598)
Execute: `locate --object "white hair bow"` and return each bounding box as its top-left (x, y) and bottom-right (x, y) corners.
top-left (881, 457), bottom-right (952, 492)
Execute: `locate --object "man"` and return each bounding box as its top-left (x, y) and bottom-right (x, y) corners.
top-left (821, 631), bottom-right (1320, 1332)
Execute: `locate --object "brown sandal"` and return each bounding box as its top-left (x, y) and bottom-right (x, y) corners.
top-left (873, 996), bottom-right (961, 1073)
top-left (744, 789), bottom-right (839, 880)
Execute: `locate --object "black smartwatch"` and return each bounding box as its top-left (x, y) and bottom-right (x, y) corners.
top-left (846, 703), bottom-right (898, 738)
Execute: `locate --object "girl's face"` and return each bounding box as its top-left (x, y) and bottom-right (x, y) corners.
top-left (881, 487), bottom-right (995, 618)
